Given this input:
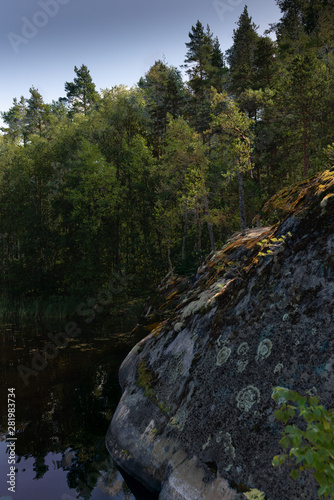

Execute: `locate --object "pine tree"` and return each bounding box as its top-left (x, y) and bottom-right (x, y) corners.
top-left (271, 0), bottom-right (334, 179)
top-left (1, 96), bottom-right (27, 144)
top-left (26, 87), bottom-right (50, 138)
top-left (274, 0), bottom-right (334, 56)
top-left (65, 64), bottom-right (99, 116)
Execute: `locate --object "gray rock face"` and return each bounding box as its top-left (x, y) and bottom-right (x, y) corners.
top-left (106, 171), bottom-right (334, 499)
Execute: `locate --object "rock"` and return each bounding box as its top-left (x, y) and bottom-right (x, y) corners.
top-left (106, 170), bottom-right (334, 500)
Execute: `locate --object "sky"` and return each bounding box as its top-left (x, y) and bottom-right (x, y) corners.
top-left (0, 0), bottom-right (281, 120)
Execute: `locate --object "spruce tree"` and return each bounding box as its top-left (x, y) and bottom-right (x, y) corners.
top-left (184, 21), bottom-right (213, 94)
top-left (254, 36), bottom-right (277, 88)
top-left (184, 21), bottom-right (224, 137)
top-left (226, 5), bottom-right (260, 96)
top-left (209, 36), bottom-right (227, 92)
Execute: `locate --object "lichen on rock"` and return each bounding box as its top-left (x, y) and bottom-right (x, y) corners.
top-left (256, 339), bottom-right (273, 361)
top-left (237, 342), bottom-right (250, 356)
top-left (217, 346), bottom-right (232, 366)
top-left (236, 385), bottom-right (261, 412)
top-left (236, 359), bottom-right (249, 373)
top-left (106, 170), bottom-right (334, 500)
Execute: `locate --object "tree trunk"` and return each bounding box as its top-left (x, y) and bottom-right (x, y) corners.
top-left (238, 170), bottom-right (247, 235)
top-left (156, 229), bottom-right (163, 262)
top-left (196, 206), bottom-right (202, 252)
top-left (39, 178), bottom-right (43, 219)
top-left (182, 208), bottom-right (188, 261)
top-left (203, 194), bottom-right (216, 252)
top-left (165, 230), bottom-right (173, 277)
top-left (302, 103), bottom-right (309, 178)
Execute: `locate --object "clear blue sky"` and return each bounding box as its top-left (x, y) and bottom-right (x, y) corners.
top-left (0, 0), bottom-right (281, 117)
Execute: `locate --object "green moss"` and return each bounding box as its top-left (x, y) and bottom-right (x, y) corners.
top-left (137, 360), bottom-right (154, 398)
top-left (263, 170), bottom-right (334, 223)
top-left (136, 359), bottom-right (172, 417)
top-left (158, 401), bottom-right (172, 415)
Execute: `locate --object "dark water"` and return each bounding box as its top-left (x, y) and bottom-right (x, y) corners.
top-left (0, 314), bottom-right (143, 500)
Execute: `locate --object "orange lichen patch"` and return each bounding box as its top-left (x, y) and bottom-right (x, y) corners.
top-left (166, 290), bottom-right (179, 301)
top-left (206, 274), bottom-right (221, 288)
top-left (263, 170), bottom-right (334, 221)
top-left (207, 251), bottom-right (226, 269)
top-left (219, 240), bottom-right (242, 255)
top-left (152, 322), bottom-right (164, 338)
top-left (144, 322), bottom-right (161, 332)
top-left (243, 259), bottom-right (259, 274)
top-left (314, 169), bottom-right (334, 195)
top-left (216, 228), bottom-right (272, 258)
top-left (244, 229), bottom-right (275, 251)
top-left (168, 277), bottom-right (179, 287)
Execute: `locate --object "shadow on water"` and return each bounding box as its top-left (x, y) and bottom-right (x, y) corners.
top-left (0, 314), bottom-right (153, 500)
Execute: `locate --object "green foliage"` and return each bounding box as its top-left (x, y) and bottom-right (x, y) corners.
top-left (65, 64), bottom-right (99, 116)
top-left (325, 144), bottom-right (334, 168)
top-left (138, 60), bottom-right (185, 158)
top-left (226, 5), bottom-right (260, 96)
top-left (1, 96), bottom-right (27, 144)
top-left (211, 90), bottom-right (254, 175)
top-left (0, 6), bottom-right (333, 311)
top-left (243, 489), bottom-right (266, 500)
top-left (184, 21), bottom-right (226, 134)
top-left (256, 232), bottom-right (292, 257)
top-left (272, 387), bottom-right (334, 499)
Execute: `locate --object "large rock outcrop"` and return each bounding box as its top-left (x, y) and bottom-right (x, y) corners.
top-left (106, 170), bottom-right (334, 499)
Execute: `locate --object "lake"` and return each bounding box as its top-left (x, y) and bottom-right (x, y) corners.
top-left (0, 314), bottom-right (145, 500)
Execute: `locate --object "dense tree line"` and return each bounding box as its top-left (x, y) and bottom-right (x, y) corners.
top-left (0, 1), bottom-right (333, 305)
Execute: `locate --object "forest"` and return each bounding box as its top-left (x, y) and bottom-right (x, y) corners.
top-left (0, 1), bottom-right (333, 315)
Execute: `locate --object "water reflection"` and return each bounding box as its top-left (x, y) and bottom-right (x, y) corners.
top-left (0, 318), bottom-right (139, 500)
